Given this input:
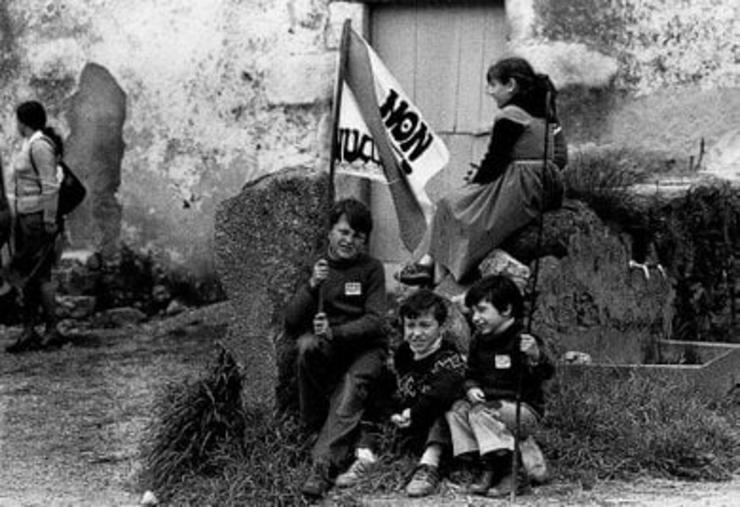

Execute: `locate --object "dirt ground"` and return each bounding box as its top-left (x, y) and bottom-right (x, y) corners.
top-left (1, 302), bottom-right (738, 507)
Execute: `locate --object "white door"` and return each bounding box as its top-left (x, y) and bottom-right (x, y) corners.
top-left (366, 1), bottom-right (508, 262)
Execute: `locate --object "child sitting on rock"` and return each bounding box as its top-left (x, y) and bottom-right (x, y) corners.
top-left (283, 198), bottom-right (388, 499)
top-left (379, 289), bottom-right (465, 497)
top-left (446, 275), bottom-right (553, 497)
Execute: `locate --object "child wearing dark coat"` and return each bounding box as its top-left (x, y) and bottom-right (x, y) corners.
top-left (446, 275), bottom-right (554, 497)
top-left (284, 198), bottom-right (388, 499)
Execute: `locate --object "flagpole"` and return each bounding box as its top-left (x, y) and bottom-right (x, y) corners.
top-left (328, 19), bottom-right (352, 205)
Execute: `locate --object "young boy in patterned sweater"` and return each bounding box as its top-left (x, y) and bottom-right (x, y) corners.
top-left (385, 289), bottom-right (465, 497)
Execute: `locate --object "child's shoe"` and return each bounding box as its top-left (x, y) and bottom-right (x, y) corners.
top-left (486, 471), bottom-right (530, 498)
top-left (468, 469), bottom-right (495, 495)
top-left (405, 464), bottom-right (440, 497)
top-left (5, 328), bottom-right (42, 354)
top-left (334, 456), bottom-right (376, 488)
top-left (519, 435), bottom-right (549, 484)
top-left (301, 462), bottom-right (333, 498)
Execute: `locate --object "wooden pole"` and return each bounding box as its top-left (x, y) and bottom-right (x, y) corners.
top-left (511, 88), bottom-right (552, 502)
top-left (328, 19), bottom-right (352, 205)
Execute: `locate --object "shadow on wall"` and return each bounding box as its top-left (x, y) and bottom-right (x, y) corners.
top-left (63, 62), bottom-right (126, 257)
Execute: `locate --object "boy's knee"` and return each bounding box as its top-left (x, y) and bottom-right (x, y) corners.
top-left (335, 373), bottom-right (370, 416)
top-left (446, 400), bottom-right (471, 423)
top-left (297, 334), bottom-right (322, 356)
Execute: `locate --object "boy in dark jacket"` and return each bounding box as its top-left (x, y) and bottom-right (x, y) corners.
top-left (284, 198), bottom-right (387, 499)
top-left (446, 275), bottom-right (554, 497)
top-left (381, 289), bottom-right (465, 497)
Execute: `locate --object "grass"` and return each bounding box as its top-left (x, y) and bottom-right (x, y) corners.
top-left (139, 352), bottom-right (740, 505)
top-left (539, 368), bottom-right (740, 484)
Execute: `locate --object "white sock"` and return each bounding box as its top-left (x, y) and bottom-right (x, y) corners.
top-left (356, 447), bottom-right (377, 463)
top-left (419, 444), bottom-right (442, 468)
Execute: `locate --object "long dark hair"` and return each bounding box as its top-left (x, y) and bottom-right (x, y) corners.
top-left (16, 100), bottom-right (64, 157)
top-left (486, 57), bottom-right (558, 121)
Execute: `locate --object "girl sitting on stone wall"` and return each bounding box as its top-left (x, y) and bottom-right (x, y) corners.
top-left (397, 57), bottom-right (567, 287)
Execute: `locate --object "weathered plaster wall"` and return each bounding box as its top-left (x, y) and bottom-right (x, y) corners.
top-left (0, 0), bottom-right (737, 274)
top-left (513, 0), bottom-right (740, 155)
top-left (0, 0), bottom-right (360, 273)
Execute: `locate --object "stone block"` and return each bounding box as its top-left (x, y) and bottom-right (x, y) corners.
top-left (65, 62), bottom-right (126, 255)
top-left (532, 220), bottom-right (674, 365)
top-left (214, 166), bottom-right (332, 407)
top-left (479, 249), bottom-right (531, 292)
top-left (56, 295), bottom-right (97, 320)
top-left (438, 199), bottom-right (673, 365)
top-left (500, 200), bottom-right (603, 264)
top-left (94, 306), bottom-right (147, 328)
top-left (263, 54), bottom-right (335, 106)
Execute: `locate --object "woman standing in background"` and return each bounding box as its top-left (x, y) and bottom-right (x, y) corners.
top-left (4, 101), bottom-right (63, 353)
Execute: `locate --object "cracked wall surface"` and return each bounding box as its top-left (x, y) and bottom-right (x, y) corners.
top-left (0, 0), bottom-right (736, 273)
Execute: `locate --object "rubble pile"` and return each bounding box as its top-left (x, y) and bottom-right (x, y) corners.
top-left (52, 244), bottom-right (225, 331)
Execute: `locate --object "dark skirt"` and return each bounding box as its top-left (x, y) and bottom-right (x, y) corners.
top-left (9, 211), bottom-right (59, 284)
top-left (429, 161), bottom-right (563, 282)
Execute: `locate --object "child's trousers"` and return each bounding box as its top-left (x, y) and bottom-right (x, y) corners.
top-left (446, 399), bottom-right (539, 457)
top-left (296, 333), bottom-right (387, 468)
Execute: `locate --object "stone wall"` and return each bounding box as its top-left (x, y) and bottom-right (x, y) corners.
top-left (0, 0), bottom-right (359, 274)
top-left (514, 0), bottom-right (740, 156)
top-left (0, 0), bottom-right (736, 275)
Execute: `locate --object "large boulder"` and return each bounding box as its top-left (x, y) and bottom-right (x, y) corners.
top-left (530, 213), bottom-right (674, 364)
top-left (214, 167), bottom-right (331, 407)
top-left (499, 199), bottom-right (604, 264)
top-left (441, 199), bottom-right (674, 364)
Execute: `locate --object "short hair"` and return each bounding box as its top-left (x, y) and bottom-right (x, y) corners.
top-left (329, 198), bottom-right (373, 238)
top-left (399, 288), bottom-right (447, 325)
top-left (464, 275), bottom-right (524, 319)
top-left (16, 101), bottom-right (47, 131)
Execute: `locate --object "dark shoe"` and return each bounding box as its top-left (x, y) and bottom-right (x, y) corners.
top-left (40, 328), bottom-right (65, 350)
top-left (487, 472), bottom-right (530, 498)
top-left (469, 469), bottom-right (496, 495)
top-left (301, 463), bottom-right (333, 498)
top-left (5, 329), bottom-right (43, 354)
top-left (395, 263), bottom-right (434, 286)
top-left (405, 464), bottom-right (440, 497)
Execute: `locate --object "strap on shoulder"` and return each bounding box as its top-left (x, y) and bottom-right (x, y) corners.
top-left (494, 105), bottom-right (532, 126)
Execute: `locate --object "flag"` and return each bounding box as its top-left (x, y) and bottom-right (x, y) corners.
top-left (332, 23), bottom-right (449, 252)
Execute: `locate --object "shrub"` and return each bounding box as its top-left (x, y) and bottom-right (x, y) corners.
top-left (141, 353), bottom-right (739, 504)
top-left (539, 367), bottom-right (739, 483)
top-left (652, 184), bottom-right (740, 342)
top-left (139, 345), bottom-right (246, 497)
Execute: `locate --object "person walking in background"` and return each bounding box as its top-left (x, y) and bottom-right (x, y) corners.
top-left (283, 198), bottom-right (388, 499)
top-left (4, 101), bottom-right (64, 353)
top-left (397, 57), bottom-right (567, 287)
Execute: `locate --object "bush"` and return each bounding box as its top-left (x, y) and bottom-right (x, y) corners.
top-left (141, 355), bottom-right (739, 504)
top-left (139, 345), bottom-right (246, 497)
top-left (539, 367), bottom-right (739, 483)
